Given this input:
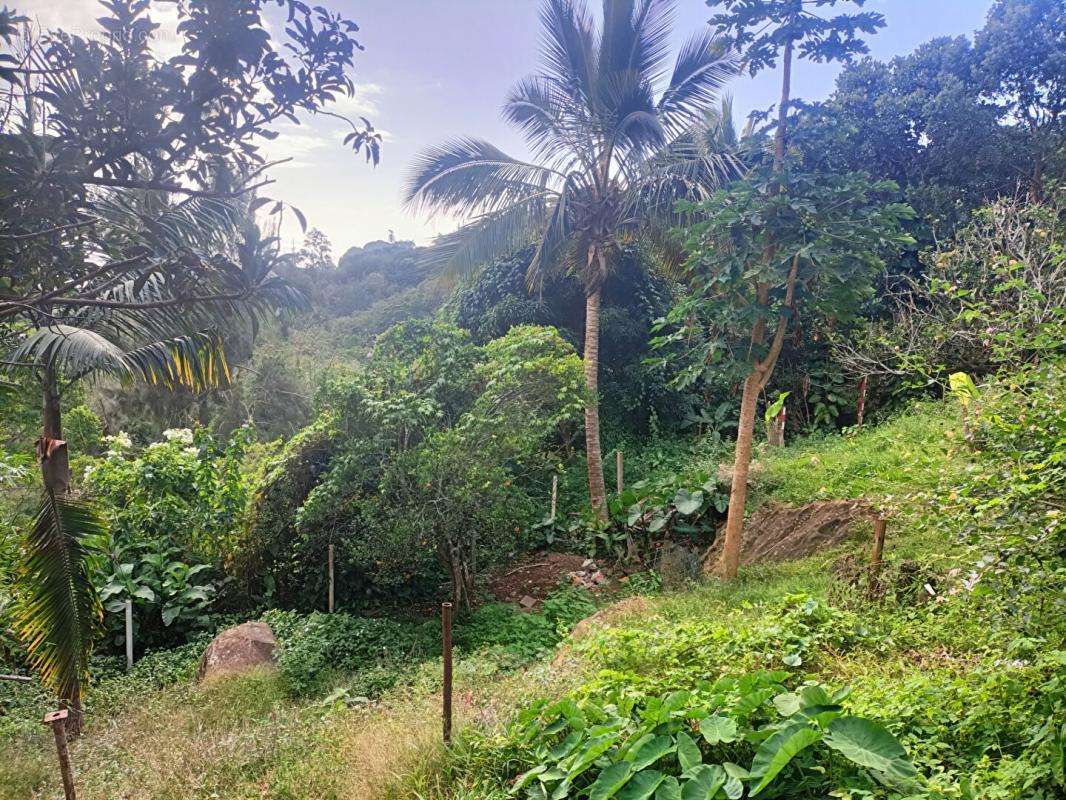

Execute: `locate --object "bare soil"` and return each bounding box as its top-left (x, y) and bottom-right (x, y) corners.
top-left (488, 552), bottom-right (590, 605)
top-left (703, 499), bottom-right (876, 572)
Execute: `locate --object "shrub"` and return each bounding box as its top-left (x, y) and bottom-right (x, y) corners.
top-left (242, 322), bottom-right (585, 609)
top-left (84, 426), bottom-right (255, 651)
top-left (504, 670), bottom-right (916, 799)
top-left (263, 609), bottom-right (437, 697)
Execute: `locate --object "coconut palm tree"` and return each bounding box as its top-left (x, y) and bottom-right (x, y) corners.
top-left (405, 0), bottom-right (740, 515)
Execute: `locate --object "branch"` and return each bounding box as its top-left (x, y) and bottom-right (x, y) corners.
top-left (76, 175), bottom-right (275, 199)
top-left (755, 251), bottom-right (800, 391)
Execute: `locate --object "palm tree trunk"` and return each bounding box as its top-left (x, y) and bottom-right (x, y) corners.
top-left (583, 287), bottom-right (608, 519)
top-left (39, 366), bottom-right (82, 736)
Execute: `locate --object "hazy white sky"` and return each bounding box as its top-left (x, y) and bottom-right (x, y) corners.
top-left (19, 0), bottom-right (994, 257)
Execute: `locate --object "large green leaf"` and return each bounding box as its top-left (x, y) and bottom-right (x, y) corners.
top-left (655, 776), bottom-right (682, 800)
top-left (617, 770), bottom-right (666, 800)
top-left (675, 732), bottom-right (703, 772)
top-left (629, 735), bottom-right (674, 770)
top-left (699, 715), bottom-right (738, 745)
top-left (588, 762), bottom-right (634, 800)
top-left (823, 716), bottom-right (917, 781)
top-left (566, 734), bottom-right (618, 780)
top-left (680, 765), bottom-right (726, 800)
top-left (748, 721), bottom-right (823, 795)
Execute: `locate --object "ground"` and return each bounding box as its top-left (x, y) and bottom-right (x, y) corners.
top-left (2, 399), bottom-right (1061, 800)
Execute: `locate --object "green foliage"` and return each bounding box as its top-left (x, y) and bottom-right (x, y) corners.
top-left (85, 426), bottom-right (254, 650)
top-left (837, 195), bottom-right (1065, 393)
top-left (63, 405), bottom-right (104, 456)
top-left (942, 363), bottom-right (1065, 629)
top-left (456, 586), bottom-right (596, 664)
top-left (244, 321), bottom-right (585, 608)
top-left (263, 609), bottom-right (437, 697)
top-left (657, 169), bottom-right (914, 389)
top-left (505, 670), bottom-right (913, 800)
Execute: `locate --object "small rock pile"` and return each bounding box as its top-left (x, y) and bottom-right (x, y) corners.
top-left (567, 558), bottom-right (608, 590)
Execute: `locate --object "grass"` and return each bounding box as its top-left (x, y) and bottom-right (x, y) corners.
top-left (2, 396), bottom-right (1061, 799)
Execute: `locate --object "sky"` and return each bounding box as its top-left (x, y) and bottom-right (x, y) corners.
top-left (20, 0), bottom-right (995, 256)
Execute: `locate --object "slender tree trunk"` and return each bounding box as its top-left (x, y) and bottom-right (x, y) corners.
top-left (583, 287), bottom-right (608, 519)
top-left (39, 366), bottom-right (82, 735)
top-left (716, 373), bottom-right (760, 577)
top-left (713, 36), bottom-right (796, 580)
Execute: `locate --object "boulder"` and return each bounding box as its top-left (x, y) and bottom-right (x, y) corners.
top-left (197, 621), bottom-right (277, 683)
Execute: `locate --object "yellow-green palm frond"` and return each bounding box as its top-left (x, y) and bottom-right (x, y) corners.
top-left (15, 489), bottom-right (106, 698)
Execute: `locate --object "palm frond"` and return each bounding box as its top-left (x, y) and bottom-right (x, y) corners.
top-left (504, 76), bottom-right (596, 171)
top-left (599, 0), bottom-right (674, 87)
top-left (404, 138), bottom-right (561, 217)
top-left (657, 31), bottom-right (738, 136)
top-left (427, 195), bottom-right (551, 275)
top-left (10, 324), bottom-right (230, 391)
top-left (539, 0), bottom-right (597, 106)
top-left (15, 488), bottom-right (105, 699)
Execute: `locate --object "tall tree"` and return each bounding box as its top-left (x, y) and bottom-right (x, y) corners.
top-left (0, 0), bottom-right (374, 731)
top-left (405, 0), bottom-right (739, 515)
top-left (974, 0), bottom-right (1065, 200)
top-left (706, 0), bottom-right (886, 578)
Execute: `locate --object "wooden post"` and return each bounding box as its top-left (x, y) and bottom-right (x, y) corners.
top-left (868, 516), bottom-right (887, 598)
top-left (441, 601), bottom-right (453, 744)
top-left (124, 600), bottom-right (133, 670)
top-left (549, 475), bottom-right (558, 523)
top-left (856, 376), bottom-right (868, 429)
top-left (615, 450), bottom-right (623, 495)
top-left (43, 709), bottom-right (76, 800)
top-left (328, 544), bottom-right (335, 613)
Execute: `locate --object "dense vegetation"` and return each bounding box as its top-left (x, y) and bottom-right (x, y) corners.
top-left (0, 0), bottom-right (1063, 799)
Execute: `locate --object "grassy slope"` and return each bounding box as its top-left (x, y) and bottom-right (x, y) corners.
top-left (2, 400), bottom-right (1060, 799)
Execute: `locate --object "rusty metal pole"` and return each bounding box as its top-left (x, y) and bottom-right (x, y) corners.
top-left (868, 517), bottom-right (887, 598)
top-left (615, 450), bottom-right (623, 495)
top-left (328, 543), bottom-right (335, 613)
top-left (441, 601), bottom-right (453, 744)
top-left (43, 709), bottom-right (76, 800)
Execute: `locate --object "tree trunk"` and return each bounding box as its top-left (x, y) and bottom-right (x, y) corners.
top-left (713, 36), bottom-right (796, 580)
top-left (583, 287), bottom-right (608, 519)
top-left (714, 254), bottom-right (802, 579)
top-left (717, 373), bottom-right (760, 578)
top-left (40, 367), bottom-right (69, 494)
top-left (39, 367), bottom-right (82, 736)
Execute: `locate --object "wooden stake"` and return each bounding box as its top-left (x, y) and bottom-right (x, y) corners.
top-left (868, 517), bottom-right (887, 598)
top-left (857, 376), bottom-right (868, 429)
top-left (328, 544), bottom-right (335, 613)
top-left (549, 475), bottom-right (558, 522)
top-left (124, 600), bottom-right (133, 670)
top-left (615, 450), bottom-right (623, 495)
top-left (441, 601), bottom-right (453, 744)
top-left (43, 709), bottom-right (76, 800)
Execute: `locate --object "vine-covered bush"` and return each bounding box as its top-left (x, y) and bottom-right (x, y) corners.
top-left (241, 321), bottom-right (586, 609)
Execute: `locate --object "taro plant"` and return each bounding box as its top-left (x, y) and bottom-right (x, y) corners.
top-left (98, 542), bottom-right (217, 652)
top-left (507, 670), bottom-right (917, 799)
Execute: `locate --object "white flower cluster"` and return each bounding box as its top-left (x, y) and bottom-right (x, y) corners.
top-left (104, 431), bottom-right (133, 452)
top-left (162, 428), bottom-right (195, 444)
